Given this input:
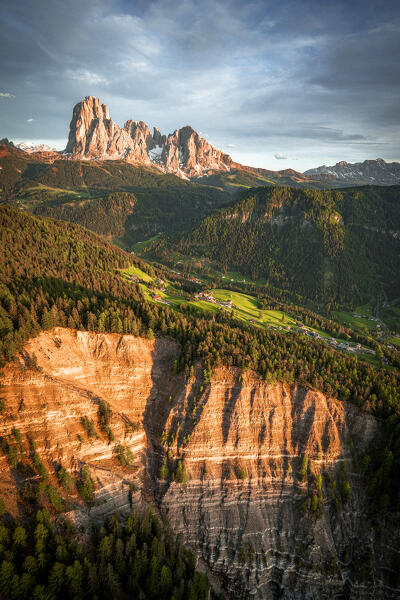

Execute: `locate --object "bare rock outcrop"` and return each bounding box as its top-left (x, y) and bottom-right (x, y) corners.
top-left (64, 96), bottom-right (232, 177)
top-left (162, 126), bottom-right (232, 178)
top-left (0, 328), bottom-right (398, 599)
top-left (65, 96), bottom-right (147, 162)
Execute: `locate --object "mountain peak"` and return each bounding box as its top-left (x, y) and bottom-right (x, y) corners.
top-left (64, 97), bottom-right (232, 178)
top-left (81, 95), bottom-right (110, 119)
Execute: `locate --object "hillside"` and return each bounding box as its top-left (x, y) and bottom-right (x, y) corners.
top-left (0, 207), bottom-right (399, 597)
top-left (0, 328), bottom-right (398, 597)
top-left (0, 146), bottom-right (231, 242)
top-left (195, 165), bottom-right (319, 191)
top-left (148, 185), bottom-right (400, 305)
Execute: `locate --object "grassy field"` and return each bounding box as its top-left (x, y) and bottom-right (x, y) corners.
top-left (133, 235), bottom-right (162, 253)
top-left (23, 183), bottom-right (81, 196)
top-left (381, 301), bottom-right (400, 333)
top-left (388, 336), bottom-right (400, 348)
top-left (355, 303), bottom-right (374, 316)
top-left (209, 289), bottom-right (295, 329)
top-left (334, 310), bottom-right (376, 333)
top-left (121, 265), bottom-right (154, 283)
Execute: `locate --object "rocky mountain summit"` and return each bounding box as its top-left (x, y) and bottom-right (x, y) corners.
top-left (0, 137), bottom-right (16, 148)
top-left (304, 158), bottom-right (400, 185)
top-left (64, 96), bottom-right (232, 178)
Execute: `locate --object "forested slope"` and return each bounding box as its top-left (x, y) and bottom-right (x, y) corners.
top-left (0, 147), bottom-right (231, 243)
top-left (0, 206), bottom-right (399, 514)
top-left (153, 185), bottom-right (400, 305)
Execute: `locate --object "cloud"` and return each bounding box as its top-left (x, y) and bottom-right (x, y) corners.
top-left (0, 0), bottom-right (399, 170)
top-left (274, 152), bottom-right (288, 160)
top-left (66, 69), bottom-right (108, 85)
top-left (27, 118), bottom-right (33, 122)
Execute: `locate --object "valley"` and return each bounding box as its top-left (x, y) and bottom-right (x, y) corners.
top-left (120, 264), bottom-right (384, 366)
top-left (145, 185), bottom-right (400, 305)
top-left (0, 96), bottom-right (399, 600)
top-left (1, 0), bottom-right (400, 590)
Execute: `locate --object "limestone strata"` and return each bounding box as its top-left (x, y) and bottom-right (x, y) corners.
top-left (0, 328), bottom-right (398, 598)
top-left (0, 329), bottom-right (179, 521)
top-left (159, 369), bottom-right (394, 598)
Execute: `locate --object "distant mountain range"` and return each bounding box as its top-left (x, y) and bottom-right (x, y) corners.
top-left (1, 96), bottom-right (400, 186)
top-left (304, 158), bottom-right (400, 186)
top-left (0, 138), bottom-right (57, 153)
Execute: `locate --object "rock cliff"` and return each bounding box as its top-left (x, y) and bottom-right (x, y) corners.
top-left (64, 96), bottom-right (152, 165)
top-left (161, 126), bottom-right (232, 178)
top-left (0, 328), bottom-right (398, 598)
top-left (64, 96), bottom-right (232, 178)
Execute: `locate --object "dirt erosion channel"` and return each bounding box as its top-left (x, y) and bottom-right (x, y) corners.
top-left (0, 328), bottom-right (398, 599)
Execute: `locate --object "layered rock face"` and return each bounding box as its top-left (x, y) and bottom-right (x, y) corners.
top-left (0, 328), bottom-right (398, 598)
top-left (64, 96), bottom-right (232, 178)
top-left (0, 329), bottom-right (179, 520)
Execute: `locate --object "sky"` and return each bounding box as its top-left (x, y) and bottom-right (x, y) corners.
top-left (0, 0), bottom-right (399, 171)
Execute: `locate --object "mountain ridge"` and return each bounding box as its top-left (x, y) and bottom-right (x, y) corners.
top-left (147, 184), bottom-right (400, 304)
top-left (2, 96), bottom-right (400, 185)
top-left (2, 96), bottom-right (313, 184)
top-left (64, 95), bottom-right (234, 179)
top-left (305, 157), bottom-right (400, 185)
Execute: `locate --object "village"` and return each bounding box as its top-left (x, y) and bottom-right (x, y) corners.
top-left (122, 267), bottom-right (400, 361)
top-left (193, 291), bottom-right (233, 308)
top-left (152, 284), bottom-right (376, 357)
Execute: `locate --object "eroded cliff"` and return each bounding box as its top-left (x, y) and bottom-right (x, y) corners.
top-left (0, 329), bottom-right (398, 598)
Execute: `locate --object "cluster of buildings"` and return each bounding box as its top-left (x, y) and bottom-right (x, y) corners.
top-left (152, 294), bottom-right (170, 305)
top-left (285, 323), bottom-right (375, 355)
top-left (194, 292), bottom-right (233, 309)
top-left (125, 274), bottom-right (139, 283)
top-left (352, 312), bottom-right (378, 321)
top-left (155, 278), bottom-right (166, 291)
top-left (221, 276), bottom-right (247, 283)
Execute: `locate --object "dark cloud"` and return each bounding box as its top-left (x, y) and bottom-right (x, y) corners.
top-left (0, 0), bottom-right (399, 169)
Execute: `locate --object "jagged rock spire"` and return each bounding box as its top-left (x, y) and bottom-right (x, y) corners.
top-left (64, 96), bottom-right (232, 178)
